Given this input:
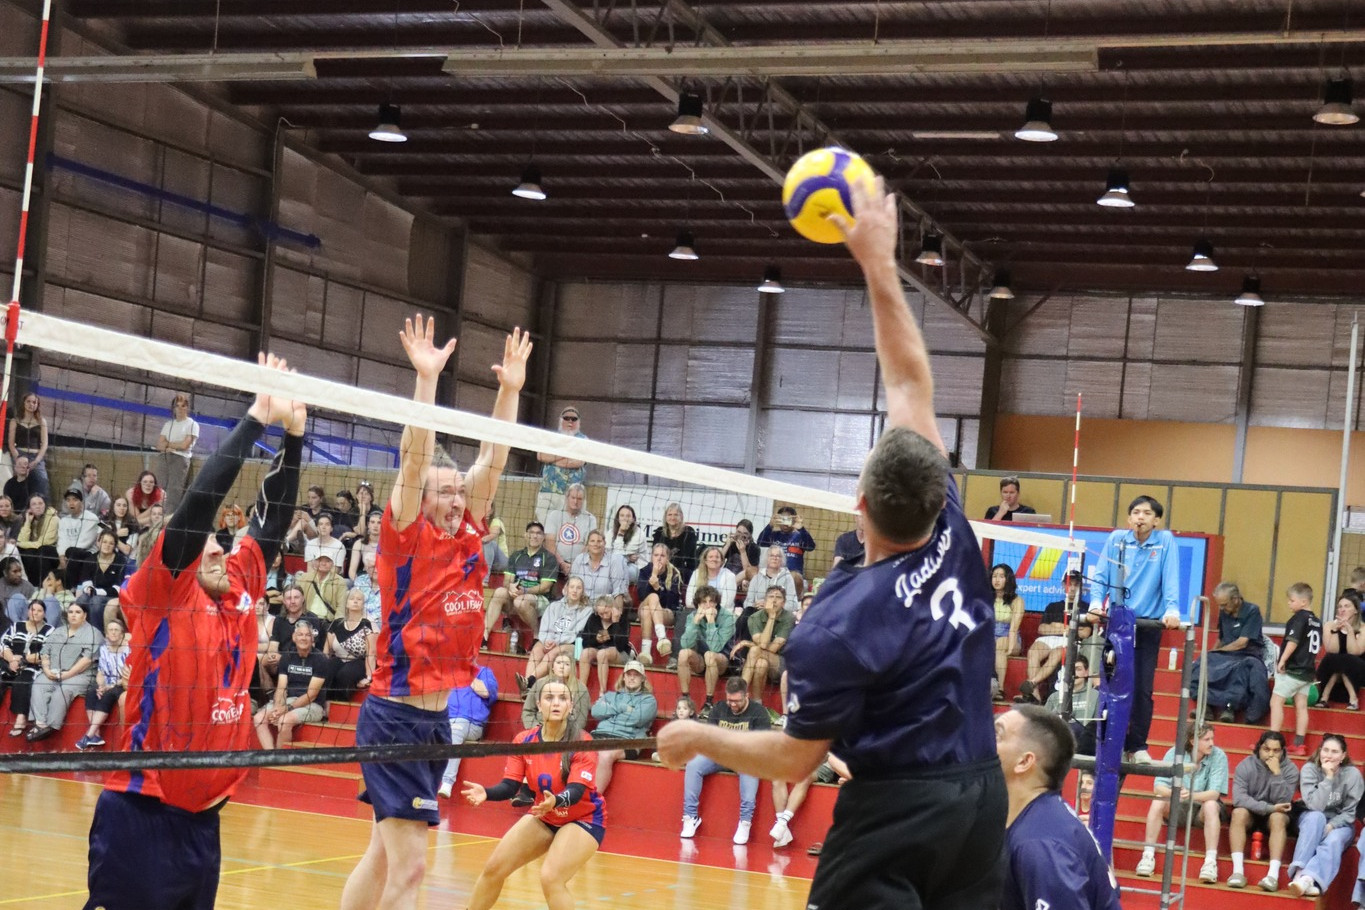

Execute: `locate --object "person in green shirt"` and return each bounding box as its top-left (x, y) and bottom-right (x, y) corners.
top-left (677, 584), bottom-right (736, 716)
top-left (734, 585), bottom-right (795, 703)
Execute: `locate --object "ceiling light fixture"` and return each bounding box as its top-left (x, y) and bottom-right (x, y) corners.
top-left (668, 230), bottom-right (699, 260)
top-left (1185, 238), bottom-right (1218, 272)
top-left (1015, 97), bottom-right (1058, 141)
top-left (1096, 167), bottom-right (1135, 208)
top-left (988, 270), bottom-right (1015, 299)
top-left (669, 92), bottom-right (709, 135)
top-left (757, 265), bottom-right (786, 294)
top-left (1234, 275), bottom-right (1264, 306)
top-left (1314, 77), bottom-right (1360, 125)
top-left (368, 103), bottom-right (407, 143)
top-left (511, 164), bottom-right (547, 200)
top-left (915, 233), bottom-right (945, 267)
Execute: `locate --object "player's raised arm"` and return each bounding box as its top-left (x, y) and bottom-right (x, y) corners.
top-left (246, 393), bottom-right (306, 568)
top-left (390, 314), bottom-right (457, 532)
top-left (465, 327), bottom-right (533, 525)
top-left (830, 177), bottom-right (946, 456)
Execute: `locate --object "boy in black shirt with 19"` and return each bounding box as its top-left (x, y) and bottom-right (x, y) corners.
top-left (1270, 583), bottom-right (1322, 757)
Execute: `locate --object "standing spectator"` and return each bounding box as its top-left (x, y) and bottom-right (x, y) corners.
top-left (743, 545), bottom-right (798, 613)
top-left (589, 660), bottom-right (657, 793)
top-left (991, 563), bottom-right (1026, 701)
top-left (733, 585), bottom-right (794, 703)
top-left (0, 494), bottom-right (24, 539)
top-left (1271, 583), bottom-right (1323, 757)
top-left (605, 504), bottom-right (650, 570)
top-left (0, 598), bottom-right (50, 736)
top-left (57, 489), bottom-right (101, 589)
top-left (1288, 734), bottom-right (1362, 898)
top-left (544, 484), bottom-right (597, 578)
top-left (295, 553), bottom-right (347, 622)
top-left (75, 616), bottom-right (131, 750)
top-left (1044, 655), bottom-right (1100, 755)
top-left (677, 585), bottom-right (736, 714)
top-left (652, 502), bottom-right (700, 582)
top-left (577, 595), bottom-right (632, 693)
top-left (1227, 730), bottom-right (1298, 891)
top-left (686, 546), bottom-right (737, 614)
top-left (155, 392), bottom-right (199, 512)
top-left (68, 464), bottom-right (112, 518)
top-left (757, 506), bottom-right (816, 596)
top-left (254, 621), bottom-right (328, 749)
top-left (518, 576), bottom-right (593, 694)
top-left (720, 519), bottom-right (761, 596)
top-left (1318, 590), bottom-right (1365, 709)
top-left (17, 494), bottom-right (59, 586)
top-left (995, 704), bottom-right (1121, 910)
top-left (102, 496), bottom-right (139, 559)
top-left (481, 501), bottom-right (508, 583)
top-left (535, 407), bottom-right (587, 521)
top-left (4, 456), bottom-right (38, 512)
top-left (8, 392), bottom-right (49, 500)
top-left (325, 589), bottom-right (375, 700)
top-left (1092, 494), bottom-right (1183, 763)
top-left (437, 663), bottom-right (498, 799)
top-left (484, 521), bottom-right (557, 647)
top-left (984, 476), bottom-right (1037, 522)
top-left (27, 600), bottom-right (101, 741)
top-left (636, 542), bottom-right (685, 666)
top-left (568, 530), bottom-right (630, 614)
top-left (1, 556), bottom-right (35, 624)
top-left (831, 513), bottom-right (866, 569)
top-left (678, 677), bottom-right (772, 845)
top-left (125, 471), bottom-right (165, 527)
top-left (1134, 724), bottom-right (1228, 883)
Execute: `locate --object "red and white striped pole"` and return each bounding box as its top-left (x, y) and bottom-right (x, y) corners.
top-left (1, 0), bottom-right (54, 431)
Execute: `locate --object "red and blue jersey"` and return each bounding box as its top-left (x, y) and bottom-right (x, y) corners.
top-left (107, 535), bottom-right (264, 813)
top-left (504, 728), bottom-right (606, 828)
top-left (371, 503), bottom-right (487, 697)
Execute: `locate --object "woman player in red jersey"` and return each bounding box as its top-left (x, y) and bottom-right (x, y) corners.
top-left (462, 680), bottom-right (605, 910)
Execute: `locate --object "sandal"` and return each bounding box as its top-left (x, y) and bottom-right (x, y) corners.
top-left (8, 725), bottom-right (25, 737)
top-left (807, 842), bottom-right (823, 856)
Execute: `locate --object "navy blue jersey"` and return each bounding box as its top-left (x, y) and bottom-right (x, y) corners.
top-left (782, 477), bottom-right (997, 773)
top-left (1003, 792), bottom-right (1121, 910)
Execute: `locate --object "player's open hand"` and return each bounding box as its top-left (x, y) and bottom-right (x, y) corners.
top-left (248, 352), bottom-right (300, 429)
top-left (828, 175), bottom-right (898, 271)
top-left (655, 718), bottom-right (700, 770)
top-left (529, 791), bottom-right (557, 817)
top-left (461, 782), bottom-right (487, 806)
top-left (399, 314), bottom-right (457, 380)
top-left (491, 327), bottom-right (533, 393)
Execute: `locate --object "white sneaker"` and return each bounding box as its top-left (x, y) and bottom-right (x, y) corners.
top-left (1135, 853), bottom-right (1156, 877)
top-left (733, 820), bottom-right (751, 845)
top-left (770, 818), bottom-right (793, 848)
top-left (1198, 858), bottom-right (1218, 883)
top-left (681, 815), bottom-right (702, 838)
top-left (437, 782), bottom-right (453, 799)
top-left (1132, 750), bottom-right (1154, 764)
top-left (1289, 875), bottom-right (1320, 897)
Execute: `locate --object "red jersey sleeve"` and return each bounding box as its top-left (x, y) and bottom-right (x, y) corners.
top-left (503, 729), bottom-right (533, 783)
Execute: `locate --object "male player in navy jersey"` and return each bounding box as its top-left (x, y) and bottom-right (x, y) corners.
top-left (996, 704), bottom-right (1121, 910)
top-left (658, 176), bottom-right (1006, 909)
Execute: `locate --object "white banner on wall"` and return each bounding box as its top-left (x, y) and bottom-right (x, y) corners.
top-left (604, 485), bottom-right (774, 550)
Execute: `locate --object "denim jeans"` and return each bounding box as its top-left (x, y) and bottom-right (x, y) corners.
top-left (683, 755), bottom-right (758, 822)
top-left (1291, 810), bottom-right (1353, 890)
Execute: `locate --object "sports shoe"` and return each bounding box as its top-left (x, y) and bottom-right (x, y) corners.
top-left (666, 656), bottom-right (678, 671)
top-left (1218, 706), bottom-right (1236, 723)
top-left (1135, 853), bottom-right (1156, 877)
top-left (514, 673), bottom-right (529, 697)
top-left (74, 735), bottom-right (92, 751)
top-left (1257, 874), bottom-right (1279, 892)
top-left (437, 782), bottom-right (453, 799)
top-left (1289, 743), bottom-right (1309, 757)
top-left (733, 820), bottom-right (751, 845)
top-left (510, 785), bottom-right (536, 808)
top-left (84, 733), bottom-right (105, 748)
top-left (771, 818), bottom-right (793, 848)
top-left (1131, 750), bottom-right (1154, 764)
top-left (1288, 875), bottom-right (1319, 897)
top-left (1198, 858), bottom-right (1218, 883)
top-left (1017, 679), bottom-right (1037, 703)
top-left (699, 703), bottom-right (712, 721)
top-left (681, 815), bottom-right (702, 838)
top-left (1226, 872), bottom-right (1246, 888)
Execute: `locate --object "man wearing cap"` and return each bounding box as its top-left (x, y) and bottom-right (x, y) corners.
top-left (588, 659), bottom-right (659, 793)
top-left (295, 551), bottom-right (347, 621)
top-left (57, 487), bottom-right (102, 589)
top-left (535, 407), bottom-right (587, 521)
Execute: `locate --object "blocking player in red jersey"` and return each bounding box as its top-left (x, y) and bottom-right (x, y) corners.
top-left (84, 353), bottom-right (305, 910)
top-left (340, 315), bottom-right (532, 910)
top-left (462, 680), bottom-right (606, 910)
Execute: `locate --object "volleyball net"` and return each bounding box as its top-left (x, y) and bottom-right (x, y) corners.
top-left (0, 307), bottom-right (1087, 777)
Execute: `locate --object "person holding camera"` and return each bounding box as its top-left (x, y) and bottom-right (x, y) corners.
top-left (757, 506), bottom-right (816, 598)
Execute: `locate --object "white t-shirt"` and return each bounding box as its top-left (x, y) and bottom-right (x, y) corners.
top-left (160, 417), bottom-right (200, 462)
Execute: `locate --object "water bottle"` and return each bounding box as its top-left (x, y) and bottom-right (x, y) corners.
top-left (1251, 831), bottom-right (1264, 861)
top-left (1167, 647), bottom-right (1177, 670)
top-left (509, 630), bottom-right (520, 654)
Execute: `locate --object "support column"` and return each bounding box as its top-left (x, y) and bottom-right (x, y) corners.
top-left (1230, 306), bottom-right (1260, 483)
top-left (974, 298), bottom-right (1009, 469)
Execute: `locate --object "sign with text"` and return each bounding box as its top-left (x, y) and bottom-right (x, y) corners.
top-left (604, 485), bottom-right (774, 551)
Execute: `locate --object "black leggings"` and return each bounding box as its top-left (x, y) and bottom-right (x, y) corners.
top-left (0, 673), bottom-right (36, 717)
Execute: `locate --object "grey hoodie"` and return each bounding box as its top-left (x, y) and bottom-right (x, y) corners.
top-left (1232, 753), bottom-right (1299, 814)
top-left (1300, 761), bottom-right (1364, 831)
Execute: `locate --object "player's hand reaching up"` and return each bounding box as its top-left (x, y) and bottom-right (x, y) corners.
top-left (248, 352), bottom-right (301, 429)
top-left (828, 175), bottom-right (898, 273)
top-left (492, 327), bottom-right (533, 393)
top-left (399, 313), bottom-right (457, 380)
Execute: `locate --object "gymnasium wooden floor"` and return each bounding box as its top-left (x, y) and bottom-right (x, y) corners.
top-left (2, 773), bottom-right (812, 910)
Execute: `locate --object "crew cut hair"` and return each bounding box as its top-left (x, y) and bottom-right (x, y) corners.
top-left (859, 426), bottom-right (948, 544)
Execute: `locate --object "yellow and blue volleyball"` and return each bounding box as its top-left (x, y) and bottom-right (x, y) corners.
top-left (782, 147), bottom-right (876, 244)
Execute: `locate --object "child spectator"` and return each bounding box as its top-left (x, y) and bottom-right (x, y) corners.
top-left (1271, 582), bottom-right (1323, 757)
top-left (437, 663), bottom-right (498, 799)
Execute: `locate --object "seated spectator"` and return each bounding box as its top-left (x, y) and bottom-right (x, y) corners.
top-left (324, 589), bottom-right (375, 700)
top-left (17, 494), bottom-right (59, 586)
top-left (254, 621), bottom-right (328, 749)
top-left (3, 456), bottom-right (38, 513)
top-left (577, 594), bottom-right (632, 693)
top-left (1288, 733), bottom-right (1362, 898)
top-left (637, 543), bottom-right (685, 666)
top-left (743, 545), bottom-right (798, 615)
top-left (521, 652), bottom-right (590, 731)
top-left (263, 549), bottom-right (295, 613)
top-left (1135, 724), bottom-right (1229, 884)
top-left (68, 464), bottom-right (111, 518)
top-left (568, 530), bottom-right (630, 614)
top-left (517, 576), bottom-right (593, 695)
top-left (651, 695), bottom-right (698, 763)
top-left (484, 521), bottom-right (556, 647)
top-left (295, 553), bottom-right (347, 621)
top-left (0, 598), bottom-right (50, 736)
top-left (733, 584), bottom-right (794, 703)
top-left (0, 528), bottom-right (17, 562)
top-left (606, 504), bottom-right (650, 571)
top-left (1227, 730), bottom-right (1298, 891)
top-left (0, 494), bottom-right (23, 539)
top-left (283, 508), bottom-right (312, 556)
top-left (303, 514), bottom-right (345, 571)
top-left (1318, 590), bottom-right (1365, 709)
top-left (534, 406), bottom-right (587, 520)
top-left (299, 484), bottom-right (331, 533)
top-left (331, 489), bottom-right (359, 536)
top-left (720, 519), bottom-right (760, 596)
top-left (261, 584), bottom-right (326, 687)
top-left (72, 530), bottom-right (128, 629)
top-left (589, 659), bottom-right (658, 793)
top-left (354, 479), bottom-right (375, 524)
top-left (57, 488), bottom-right (101, 589)
top-left (215, 504), bottom-right (246, 552)
top-left (101, 496), bottom-right (139, 559)
top-left (75, 616), bottom-right (130, 750)
top-left (249, 596), bottom-right (275, 707)
top-left (687, 546), bottom-right (737, 612)
top-left (544, 483), bottom-right (597, 579)
top-left (346, 510), bottom-right (381, 582)
top-left (1193, 582), bottom-right (1270, 723)
top-left (757, 506), bottom-right (816, 597)
top-left (831, 513), bottom-right (866, 569)
top-left (677, 584), bottom-right (736, 714)
top-left (1017, 570), bottom-right (1086, 704)
top-left (679, 677), bottom-right (772, 845)
top-left (991, 563), bottom-right (1026, 700)
top-left (1, 556), bottom-right (35, 625)
top-left (154, 392), bottom-right (198, 511)
top-left (480, 502), bottom-right (508, 584)
top-left (437, 662), bottom-right (498, 799)
top-left (771, 753), bottom-right (852, 849)
top-left (35, 571), bottom-right (75, 628)
top-left (133, 502), bottom-right (166, 567)
top-left (984, 475), bottom-right (1037, 522)
top-left (652, 502), bottom-right (700, 582)
top-left (27, 600), bottom-right (101, 741)
top-left (125, 470), bottom-right (165, 527)
top-left (1043, 655), bottom-right (1100, 755)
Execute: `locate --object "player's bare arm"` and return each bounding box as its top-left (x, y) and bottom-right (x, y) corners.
top-left (656, 722), bottom-right (832, 783)
top-left (391, 314), bottom-right (457, 531)
top-left (466, 327), bottom-right (533, 523)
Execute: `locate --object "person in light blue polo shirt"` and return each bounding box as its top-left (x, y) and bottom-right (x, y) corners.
top-left (1091, 495), bottom-right (1182, 762)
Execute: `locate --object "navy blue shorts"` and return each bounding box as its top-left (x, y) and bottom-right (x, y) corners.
top-left (539, 816), bottom-right (606, 845)
top-left (356, 695), bottom-right (451, 825)
top-left (84, 789), bottom-right (223, 910)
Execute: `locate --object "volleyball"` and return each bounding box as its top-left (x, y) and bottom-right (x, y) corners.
top-left (782, 147), bottom-right (877, 244)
